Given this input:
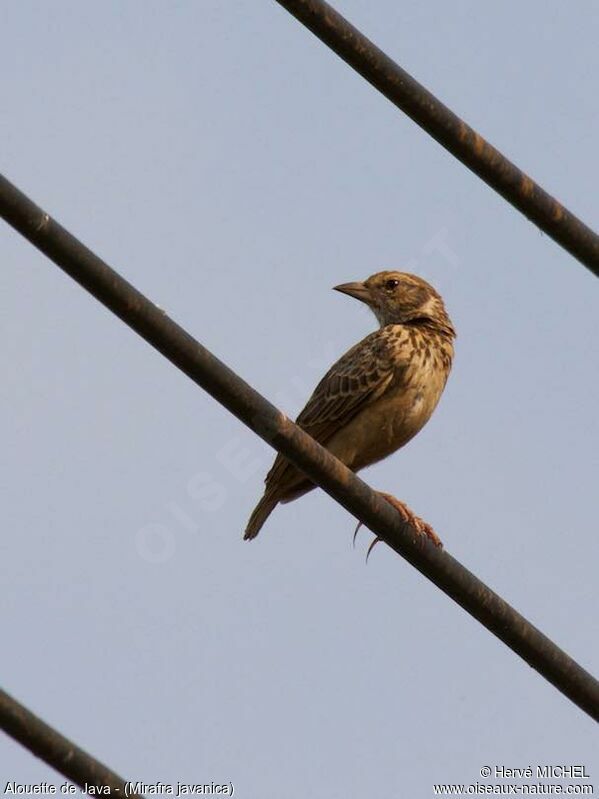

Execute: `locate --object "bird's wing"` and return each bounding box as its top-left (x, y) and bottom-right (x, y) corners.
top-left (296, 332), bottom-right (397, 439)
top-left (263, 329), bottom-right (401, 495)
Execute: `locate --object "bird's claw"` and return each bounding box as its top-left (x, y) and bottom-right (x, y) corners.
top-left (366, 536), bottom-right (381, 562)
top-left (378, 491), bottom-right (442, 548)
top-left (352, 519), bottom-right (380, 562)
top-left (352, 491), bottom-right (442, 560)
top-left (352, 519), bottom-right (363, 548)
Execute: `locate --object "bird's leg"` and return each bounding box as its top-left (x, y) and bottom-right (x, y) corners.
top-left (379, 491), bottom-right (442, 547)
top-left (381, 492), bottom-right (443, 547)
top-left (357, 491), bottom-right (442, 560)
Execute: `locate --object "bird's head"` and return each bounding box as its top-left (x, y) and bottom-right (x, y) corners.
top-left (334, 270), bottom-right (453, 333)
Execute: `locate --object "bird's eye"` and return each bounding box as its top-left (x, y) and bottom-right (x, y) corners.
top-left (384, 279), bottom-right (400, 291)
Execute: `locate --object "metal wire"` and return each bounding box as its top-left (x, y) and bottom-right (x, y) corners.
top-left (1, 172), bottom-right (598, 725)
top-left (274, 0), bottom-right (599, 280)
top-left (0, 688), bottom-right (143, 796)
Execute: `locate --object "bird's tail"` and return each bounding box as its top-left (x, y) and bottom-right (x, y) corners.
top-left (244, 494), bottom-right (278, 540)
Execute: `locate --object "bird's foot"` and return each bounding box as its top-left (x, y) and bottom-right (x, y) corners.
top-left (354, 491), bottom-right (442, 560)
top-left (379, 492), bottom-right (443, 548)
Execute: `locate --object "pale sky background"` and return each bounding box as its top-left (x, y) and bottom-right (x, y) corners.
top-left (2, 2), bottom-right (598, 797)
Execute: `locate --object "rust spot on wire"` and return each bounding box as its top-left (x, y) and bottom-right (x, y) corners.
top-left (520, 176), bottom-right (534, 198)
top-left (473, 132), bottom-right (484, 156)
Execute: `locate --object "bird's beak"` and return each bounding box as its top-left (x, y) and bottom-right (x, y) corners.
top-left (333, 281), bottom-right (372, 305)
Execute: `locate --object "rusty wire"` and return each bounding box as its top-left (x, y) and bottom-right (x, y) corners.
top-left (275, 0), bottom-right (599, 279)
top-left (1, 173), bottom-right (598, 736)
top-left (0, 688), bottom-right (143, 797)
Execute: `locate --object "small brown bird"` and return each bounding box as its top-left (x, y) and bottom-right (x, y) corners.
top-left (244, 271), bottom-right (455, 546)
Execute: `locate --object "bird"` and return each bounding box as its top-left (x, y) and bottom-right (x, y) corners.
top-left (244, 271), bottom-right (455, 548)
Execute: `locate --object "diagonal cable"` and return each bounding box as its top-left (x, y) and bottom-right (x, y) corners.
top-left (0, 687), bottom-right (144, 796)
top-left (1, 173), bottom-right (598, 722)
top-left (274, 0), bottom-right (599, 279)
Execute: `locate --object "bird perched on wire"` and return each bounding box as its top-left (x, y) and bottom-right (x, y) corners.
top-left (244, 271), bottom-right (455, 548)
